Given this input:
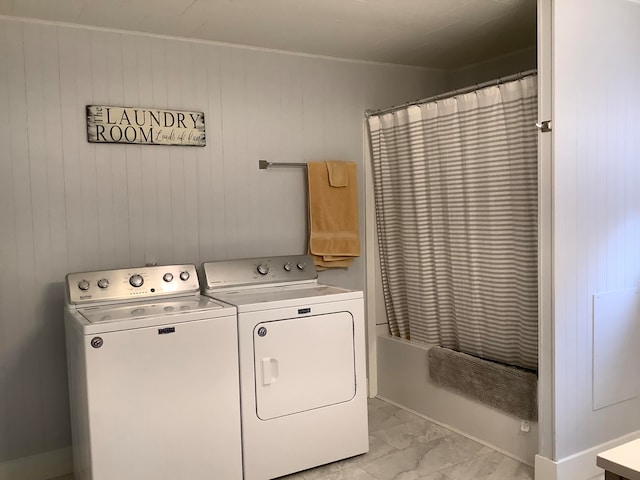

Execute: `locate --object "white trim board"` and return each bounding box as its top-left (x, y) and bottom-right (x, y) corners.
top-left (363, 120), bottom-right (378, 399)
top-left (0, 15), bottom-right (441, 72)
top-left (534, 430), bottom-right (640, 480)
top-left (0, 447), bottom-right (72, 480)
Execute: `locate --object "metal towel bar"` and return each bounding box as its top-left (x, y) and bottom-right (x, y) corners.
top-left (259, 160), bottom-right (307, 169)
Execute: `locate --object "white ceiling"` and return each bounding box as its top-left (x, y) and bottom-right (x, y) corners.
top-left (0, 0), bottom-right (536, 69)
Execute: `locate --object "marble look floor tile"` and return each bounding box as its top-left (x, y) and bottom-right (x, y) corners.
top-left (361, 434), bottom-right (491, 480)
top-left (368, 397), bottom-right (391, 412)
top-left (278, 470), bottom-right (307, 479)
top-left (47, 398), bottom-right (535, 480)
top-left (372, 416), bottom-right (453, 450)
top-left (437, 451), bottom-right (533, 480)
top-left (361, 434), bottom-right (403, 463)
top-left (294, 435), bottom-right (399, 479)
top-left (280, 462), bottom-right (381, 480)
top-left (415, 472), bottom-right (453, 480)
top-left (305, 466), bottom-right (379, 480)
top-left (368, 403), bottom-right (421, 434)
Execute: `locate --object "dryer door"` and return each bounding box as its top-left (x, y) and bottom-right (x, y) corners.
top-left (253, 312), bottom-right (355, 420)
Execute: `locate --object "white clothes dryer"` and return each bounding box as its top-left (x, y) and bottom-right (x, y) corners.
top-left (64, 264), bottom-right (242, 480)
top-left (201, 255), bottom-right (369, 480)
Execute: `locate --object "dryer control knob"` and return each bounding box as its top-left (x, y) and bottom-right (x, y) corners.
top-left (283, 262), bottom-right (292, 272)
top-left (257, 263), bottom-right (270, 275)
top-left (78, 279), bottom-right (90, 291)
top-left (163, 273), bottom-right (174, 282)
top-left (297, 261), bottom-right (306, 271)
top-left (179, 271), bottom-right (190, 281)
top-left (129, 274), bottom-right (144, 288)
top-left (97, 278), bottom-right (109, 289)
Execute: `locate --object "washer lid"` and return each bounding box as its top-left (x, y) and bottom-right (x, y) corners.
top-left (210, 284), bottom-right (362, 311)
top-left (77, 296), bottom-right (229, 324)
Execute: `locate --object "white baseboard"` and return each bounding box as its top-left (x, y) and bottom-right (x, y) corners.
top-left (535, 430), bottom-right (640, 480)
top-left (534, 454), bottom-right (558, 480)
top-left (0, 447), bottom-right (72, 480)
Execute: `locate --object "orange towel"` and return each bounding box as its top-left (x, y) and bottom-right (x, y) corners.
top-left (307, 161), bottom-right (360, 269)
top-left (326, 160), bottom-right (349, 187)
top-left (312, 256), bottom-right (354, 269)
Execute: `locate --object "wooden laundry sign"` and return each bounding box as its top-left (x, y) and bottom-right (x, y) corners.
top-left (86, 106), bottom-right (206, 146)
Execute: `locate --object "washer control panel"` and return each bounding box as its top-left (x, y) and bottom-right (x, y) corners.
top-left (65, 264), bottom-right (199, 305)
top-left (203, 255), bottom-right (317, 291)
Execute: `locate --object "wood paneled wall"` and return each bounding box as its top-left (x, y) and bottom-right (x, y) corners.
top-left (552, 0), bottom-right (640, 459)
top-left (0, 17), bottom-right (448, 462)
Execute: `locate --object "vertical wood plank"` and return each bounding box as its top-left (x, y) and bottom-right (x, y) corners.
top-left (90, 29), bottom-right (115, 269)
top-left (165, 39), bottom-right (187, 263)
top-left (0, 19), bottom-right (17, 458)
top-left (179, 40), bottom-right (200, 264)
top-left (625, 44), bottom-right (640, 287)
top-left (135, 35), bottom-right (159, 266)
top-left (23, 21), bottom-right (54, 455)
top-left (218, 47), bottom-right (246, 259)
top-left (275, 54), bottom-right (307, 254)
top-left (192, 41), bottom-right (215, 263)
top-left (150, 36), bottom-right (173, 265)
top-left (58, 27), bottom-right (83, 274)
top-left (39, 23), bottom-right (71, 452)
top-left (244, 49), bottom-right (281, 256)
top-left (205, 44), bottom-right (228, 260)
top-left (121, 33), bottom-right (145, 267)
top-left (105, 31), bottom-right (130, 269)
top-left (301, 57), bottom-right (326, 160)
top-left (6, 19), bottom-right (42, 459)
top-left (75, 27), bottom-right (99, 271)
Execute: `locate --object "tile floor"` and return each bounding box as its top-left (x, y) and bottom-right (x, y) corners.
top-left (50, 397), bottom-right (534, 480)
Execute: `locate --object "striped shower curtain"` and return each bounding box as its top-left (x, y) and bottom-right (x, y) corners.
top-left (367, 75), bottom-right (538, 371)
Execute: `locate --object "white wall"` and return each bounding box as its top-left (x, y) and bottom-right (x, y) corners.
top-left (449, 47), bottom-right (536, 90)
top-left (0, 16), bottom-right (449, 468)
top-left (551, 0), bottom-right (640, 461)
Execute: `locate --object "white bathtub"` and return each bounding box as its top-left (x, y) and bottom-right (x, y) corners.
top-left (375, 332), bottom-right (538, 466)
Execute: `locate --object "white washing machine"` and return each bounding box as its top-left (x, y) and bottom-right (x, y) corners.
top-left (64, 264), bottom-right (243, 480)
top-left (201, 254), bottom-right (369, 480)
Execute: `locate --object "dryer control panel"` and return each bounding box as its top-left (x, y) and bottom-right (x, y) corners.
top-left (203, 255), bottom-right (317, 291)
top-left (65, 264), bottom-right (200, 305)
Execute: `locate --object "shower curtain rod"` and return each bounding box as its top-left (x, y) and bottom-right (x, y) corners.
top-left (365, 68), bottom-right (537, 119)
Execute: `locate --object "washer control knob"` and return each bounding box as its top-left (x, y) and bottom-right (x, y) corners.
top-left (297, 261), bottom-right (306, 271)
top-left (179, 271), bottom-right (190, 281)
top-left (283, 262), bottom-right (292, 272)
top-left (257, 263), bottom-right (270, 275)
top-left (163, 273), bottom-right (174, 282)
top-left (129, 274), bottom-right (144, 288)
top-left (97, 278), bottom-right (109, 289)
top-left (78, 279), bottom-right (90, 291)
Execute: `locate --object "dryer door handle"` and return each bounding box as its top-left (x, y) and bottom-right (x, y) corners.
top-left (261, 357), bottom-right (279, 385)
